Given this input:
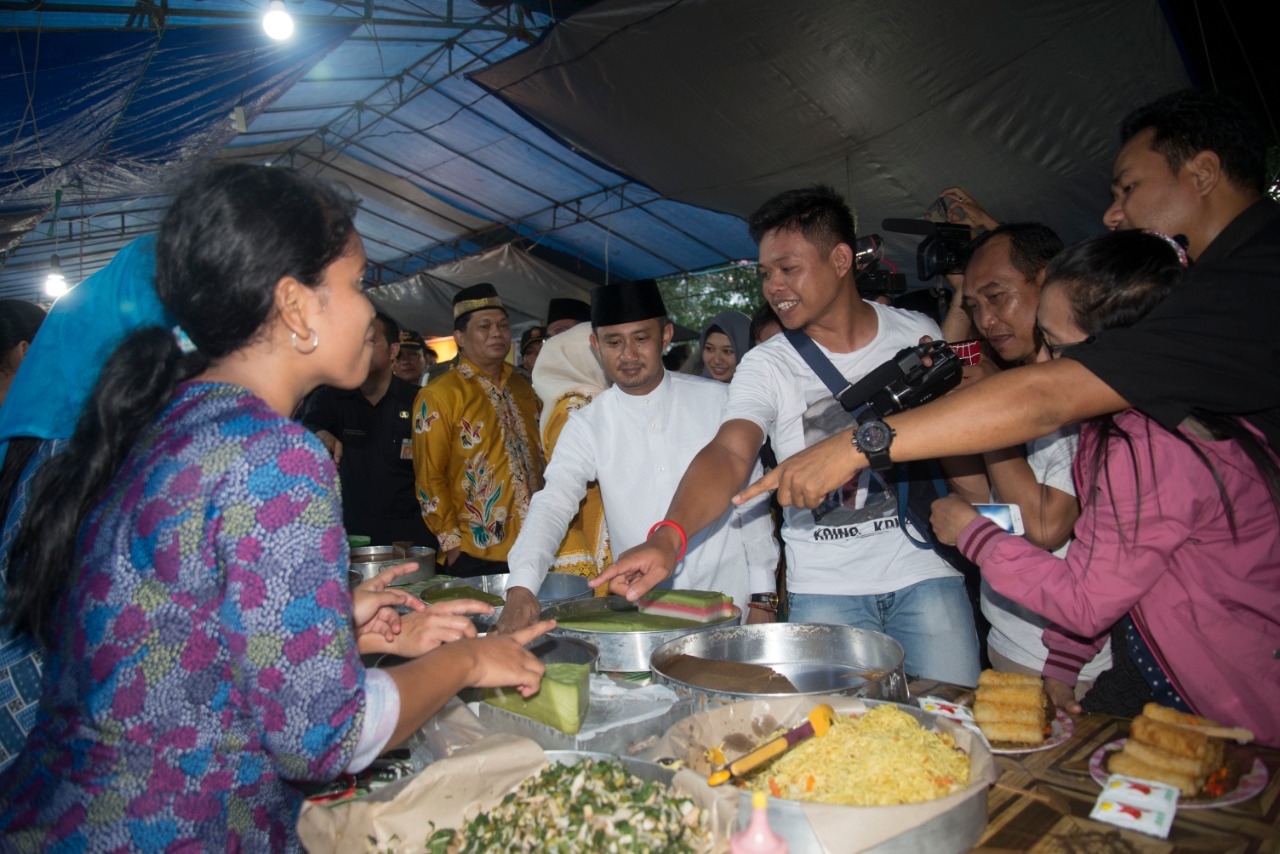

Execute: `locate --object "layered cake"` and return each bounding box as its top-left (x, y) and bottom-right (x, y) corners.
top-left (636, 589), bottom-right (735, 623)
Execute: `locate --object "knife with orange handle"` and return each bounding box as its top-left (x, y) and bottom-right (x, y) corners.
top-left (707, 703), bottom-right (837, 787)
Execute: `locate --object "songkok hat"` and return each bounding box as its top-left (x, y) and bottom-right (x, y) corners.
top-left (520, 326), bottom-right (547, 355)
top-left (398, 330), bottom-right (424, 351)
top-left (591, 279), bottom-right (666, 328)
top-left (547, 297), bottom-right (591, 326)
top-left (453, 282), bottom-right (505, 320)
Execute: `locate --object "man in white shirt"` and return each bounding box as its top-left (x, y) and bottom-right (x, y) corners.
top-left (595, 186), bottom-right (981, 686)
top-left (495, 279), bottom-right (778, 633)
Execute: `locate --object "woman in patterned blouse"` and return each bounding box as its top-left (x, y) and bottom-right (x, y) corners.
top-left (0, 165), bottom-right (553, 851)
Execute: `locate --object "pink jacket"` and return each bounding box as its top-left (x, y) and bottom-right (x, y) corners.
top-left (958, 410), bottom-right (1280, 746)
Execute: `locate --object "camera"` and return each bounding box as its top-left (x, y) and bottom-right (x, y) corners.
top-left (808, 340), bottom-right (962, 528)
top-left (853, 234), bottom-right (907, 299)
top-left (881, 218), bottom-right (973, 281)
top-left (837, 339), bottom-right (963, 420)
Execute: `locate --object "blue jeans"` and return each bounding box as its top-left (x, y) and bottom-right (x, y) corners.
top-left (788, 576), bottom-right (980, 687)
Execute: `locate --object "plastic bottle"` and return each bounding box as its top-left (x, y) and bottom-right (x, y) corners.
top-left (730, 790), bottom-right (789, 854)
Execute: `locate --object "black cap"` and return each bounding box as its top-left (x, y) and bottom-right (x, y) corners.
top-left (547, 297), bottom-right (591, 326)
top-left (520, 326), bottom-right (547, 355)
top-left (398, 330), bottom-right (424, 351)
top-left (452, 282), bottom-right (505, 320)
top-left (591, 279), bottom-right (667, 328)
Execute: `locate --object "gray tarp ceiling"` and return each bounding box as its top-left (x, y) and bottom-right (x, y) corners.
top-left (473, 0), bottom-right (1192, 271)
top-left (0, 0), bottom-right (1255, 307)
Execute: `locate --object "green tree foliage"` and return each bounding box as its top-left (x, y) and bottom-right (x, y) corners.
top-left (656, 261), bottom-right (764, 335)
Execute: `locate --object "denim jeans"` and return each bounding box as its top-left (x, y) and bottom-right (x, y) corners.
top-left (788, 576), bottom-right (981, 687)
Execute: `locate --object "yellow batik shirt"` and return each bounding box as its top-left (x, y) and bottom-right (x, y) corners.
top-left (412, 357), bottom-right (544, 561)
top-left (543, 392), bottom-right (612, 590)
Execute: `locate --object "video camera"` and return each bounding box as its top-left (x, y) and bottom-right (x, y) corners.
top-left (881, 218), bottom-right (972, 281)
top-left (836, 339), bottom-right (963, 421)
top-left (853, 234), bottom-right (907, 299)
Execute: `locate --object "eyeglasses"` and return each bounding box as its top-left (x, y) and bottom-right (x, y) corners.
top-left (1044, 336), bottom-right (1095, 358)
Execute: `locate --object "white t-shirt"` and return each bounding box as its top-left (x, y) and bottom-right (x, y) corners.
top-left (508, 370), bottom-right (778, 610)
top-left (982, 427), bottom-right (1113, 679)
top-left (724, 302), bottom-right (959, 595)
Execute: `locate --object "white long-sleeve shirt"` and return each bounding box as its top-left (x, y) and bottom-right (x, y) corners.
top-left (508, 370), bottom-right (778, 610)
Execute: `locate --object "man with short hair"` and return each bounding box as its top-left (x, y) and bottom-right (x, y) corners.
top-left (545, 297), bottom-right (591, 336)
top-left (302, 312), bottom-right (436, 547)
top-left (597, 187), bottom-right (982, 686)
top-left (954, 223), bottom-right (1111, 703)
top-left (518, 326), bottom-right (546, 377)
top-left (495, 280), bottom-right (778, 633)
top-left (393, 329), bottom-right (429, 386)
top-left (413, 283), bottom-right (544, 576)
top-left (736, 88), bottom-right (1280, 506)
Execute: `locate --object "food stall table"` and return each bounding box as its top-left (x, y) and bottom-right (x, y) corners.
top-left (908, 678), bottom-right (1280, 852)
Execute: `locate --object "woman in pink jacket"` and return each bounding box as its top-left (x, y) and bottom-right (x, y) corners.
top-left (932, 230), bottom-right (1280, 745)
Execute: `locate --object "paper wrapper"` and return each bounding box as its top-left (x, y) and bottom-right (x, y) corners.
top-left (298, 732), bottom-right (737, 853)
top-left (644, 696), bottom-right (998, 854)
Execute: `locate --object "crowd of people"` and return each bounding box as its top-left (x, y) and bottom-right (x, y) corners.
top-left (0, 85), bottom-right (1276, 849)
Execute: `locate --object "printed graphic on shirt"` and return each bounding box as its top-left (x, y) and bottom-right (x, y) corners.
top-left (801, 396), bottom-right (897, 538)
top-left (417, 487), bottom-right (438, 516)
top-left (459, 417), bottom-right (483, 448)
top-left (413, 401), bottom-right (437, 433)
top-left (461, 450), bottom-right (507, 547)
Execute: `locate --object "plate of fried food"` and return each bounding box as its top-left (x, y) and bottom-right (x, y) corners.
top-left (1089, 703), bottom-right (1267, 809)
top-left (972, 670), bottom-right (1074, 754)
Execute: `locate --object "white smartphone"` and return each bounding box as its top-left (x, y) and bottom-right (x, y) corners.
top-left (973, 503), bottom-right (1025, 535)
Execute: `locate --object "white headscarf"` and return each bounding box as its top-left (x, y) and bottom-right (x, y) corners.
top-left (532, 321), bottom-right (607, 436)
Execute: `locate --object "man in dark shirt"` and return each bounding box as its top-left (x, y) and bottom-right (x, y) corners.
top-left (302, 312), bottom-right (437, 547)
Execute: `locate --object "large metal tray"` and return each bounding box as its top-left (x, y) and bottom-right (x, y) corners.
top-left (543, 595), bottom-right (741, 672)
top-left (657, 697), bottom-right (990, 854)
top-left (650, 622), bottom-right (907, 707)
top-left (425, 572), bottom-right (592, 629)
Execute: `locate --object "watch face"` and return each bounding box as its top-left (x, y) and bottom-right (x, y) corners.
top-left (857, 421), bottom-right (892, 452)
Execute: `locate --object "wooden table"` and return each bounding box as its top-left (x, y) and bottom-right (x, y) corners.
top-left (909, 679), bottom-right (1280, 853)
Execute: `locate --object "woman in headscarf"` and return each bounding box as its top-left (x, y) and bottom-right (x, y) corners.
top-left (699, 309), bottom-right (750, 383)
top-left (0, 238), bottom-right (168, 773)
top-left (531, 322), bottom-right (611, 584)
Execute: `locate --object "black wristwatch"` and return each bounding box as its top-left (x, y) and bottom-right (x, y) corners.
top-left (852, 418), bottom-right (895, 472)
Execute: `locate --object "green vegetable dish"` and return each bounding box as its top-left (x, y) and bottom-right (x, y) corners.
top-left (424, 757), bottom-right (712, 853)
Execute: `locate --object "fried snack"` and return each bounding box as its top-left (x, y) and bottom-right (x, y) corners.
top-left (1109, 751), bottom-right (1201, 798)
top-left (1121, 737), bottom-right (1210, 778)
top-left (1141, 703), bottom-right (1217, 728)
top-left (974, 685), bottom-right (1045, 707)
top-left (1130, 715), bottom-right (1210, 760)
top-left (973, 669), bottom-right (1046, 746)
top-left (973, 700), bottom-right (1044, 726)
top-left (978, 671), bottom-right (1042, 688)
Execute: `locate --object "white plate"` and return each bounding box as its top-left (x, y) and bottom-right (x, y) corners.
top-left (1089, 739), bottom-right (1269, 810)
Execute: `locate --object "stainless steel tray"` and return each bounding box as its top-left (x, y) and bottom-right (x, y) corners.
top-left (543, 595), bottom-right (741, 672)
top-left (650, 622), bottom-right (907, 707)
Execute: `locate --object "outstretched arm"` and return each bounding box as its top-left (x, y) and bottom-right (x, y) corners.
top-left (736, 358), bottom-right (1126, 508)
top-left (591, 418), bottom-right (765, 600)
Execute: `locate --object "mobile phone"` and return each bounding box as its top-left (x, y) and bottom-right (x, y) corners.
top-left (974, 503), bottom-right (1024, 535)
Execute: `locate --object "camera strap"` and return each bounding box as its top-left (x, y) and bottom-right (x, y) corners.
top-left (783, 329), bottom-right (941, 549)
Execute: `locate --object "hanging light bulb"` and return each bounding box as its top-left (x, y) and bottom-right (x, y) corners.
top-left (263, 0), bottom-right (294, 40)
top-left (45, 254), bottom-right (68, 298)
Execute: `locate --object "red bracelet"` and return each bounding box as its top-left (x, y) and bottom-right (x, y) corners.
top-left (648, 520), bottom-right (687, 562)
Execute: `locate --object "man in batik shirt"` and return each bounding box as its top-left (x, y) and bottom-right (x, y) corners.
top-left (413, 283), bottom-right (544, 577)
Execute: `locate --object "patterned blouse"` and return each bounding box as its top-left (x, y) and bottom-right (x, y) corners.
top-left (412, 357), bottom-right (543, 561)
top-left (0, 383), bottom-right (365, 852)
